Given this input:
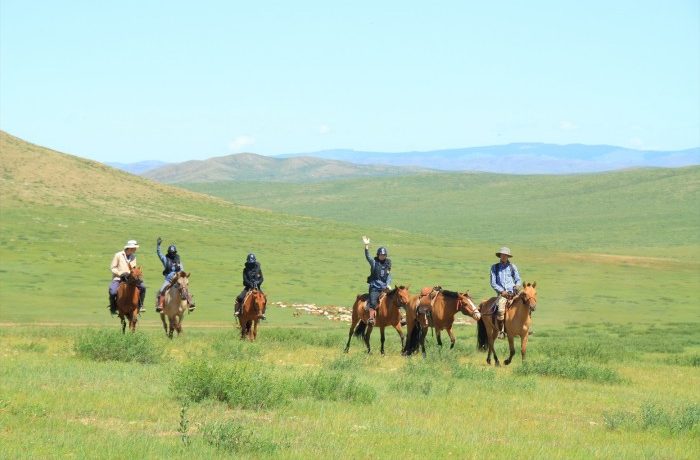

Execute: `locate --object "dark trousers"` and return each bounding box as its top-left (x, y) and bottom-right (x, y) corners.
top-left (368, 288), bottom-right (381, 309)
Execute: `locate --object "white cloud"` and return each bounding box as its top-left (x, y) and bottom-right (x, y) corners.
top-left (229, 135), bottom-right (255, 152)
top-left (559, 120), bottom-right (577, 130)
top-left (318, 124), bottom-right (331, 134)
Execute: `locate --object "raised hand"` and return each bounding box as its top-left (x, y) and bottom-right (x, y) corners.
top-left (362, 235), bottom-right (370, 245)
top-left (157, 237), bottom-right (162, 245)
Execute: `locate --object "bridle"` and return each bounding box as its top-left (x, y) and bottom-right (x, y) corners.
top-left (457, 293), bottom-right (481, 320)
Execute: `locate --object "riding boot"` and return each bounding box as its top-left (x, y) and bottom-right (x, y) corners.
top-left (368, 308), bottom-right (376, 325)
top-left (497, 318), bottom-right (505, 339)
top-left (108, 294), bottom-right (117, 315)
top-left (186, 292), bottom-right (195, 311)
top-left (234, 300), bottom-right (241, 317)
top-left (138, 294), bottom-right (145, 314)
top-left (155, 294), bottom-right (164, 313)
top-left (400, 311), bottom-right (407, 327)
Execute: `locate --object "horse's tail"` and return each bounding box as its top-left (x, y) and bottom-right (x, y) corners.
top-left (353, 321), bottom-right (367, 338)
top-left (477, 318), bottom-right (488, 351)
top-left (404, 321), bottom-right (422, 356)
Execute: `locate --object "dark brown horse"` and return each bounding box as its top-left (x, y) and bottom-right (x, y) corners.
top-left (404, 289), bottom-right (480, 356)
top-left (239, 289), bottom-right (266, 341)
top-left (344, 286), bottom-right (411, 355)
top-left (116, 267), bottom-right (143, 334)
top-left (477, 282), bottom-right (538, 366)
top-left (159, 271), bottom-right (190, 339)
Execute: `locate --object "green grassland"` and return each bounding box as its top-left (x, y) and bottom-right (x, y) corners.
top-left (1, 131), bottom-right (698, 458)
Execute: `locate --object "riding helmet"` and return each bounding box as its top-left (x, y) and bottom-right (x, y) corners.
top-left (167, 245), bottom-right (177, 255)
top-left (376, 247), bottom-right (388, 256)
top-left (247, 253), bottom-right (257, 264)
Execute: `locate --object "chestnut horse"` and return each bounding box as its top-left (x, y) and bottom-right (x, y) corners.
top-left (116, 267), bottom-right (143, 333)
top-left (403, 289), bottom-right (481, 356)
top-left (477, 282), bottom-right (538, 366)
top-left (239, 289), bottom-right (267, 341)
top-left (159, 271), bottom-right (191, 339)
top-left (344, 286), bottom-right (411, 355)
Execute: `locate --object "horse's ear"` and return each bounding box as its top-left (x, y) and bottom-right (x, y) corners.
top-left (526, 282), bottom-right (530, 287)
top-left (186, 272), bottom-right (191, 278)
top-left (532, 281), bottom-right (537, 288)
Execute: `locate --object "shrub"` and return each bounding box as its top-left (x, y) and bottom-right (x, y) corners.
top-left (294, 369), bottom-right (377, 404)
top-left (202, 420), bottom-right (276, 454)
top-left (451, 363), bottom-right (496, 381)
top-left (74, 330), bottom-right (160, 364)
top-left (603, 402), bottom-right (699, 434)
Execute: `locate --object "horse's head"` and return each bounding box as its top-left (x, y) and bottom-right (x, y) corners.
top-left (175, 271), bottom-right (190, 300)
top-left (520, 282), bottom-right (538, 311)
top-left (391, 285), bottom-right (411, 309)
top-left (457, 291), bottom-right (481, 320)
top-left (252, 289), bottom-right (267, 316)
top-left (126, 266), bottom-right (143, 284)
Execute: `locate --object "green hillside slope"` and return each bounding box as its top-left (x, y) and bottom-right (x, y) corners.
top-left (182, 168), bottom-right (700, 257)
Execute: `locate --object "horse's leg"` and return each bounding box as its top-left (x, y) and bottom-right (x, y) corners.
top-left (393, 324), bottom-right (405, 351)
top-left (160, 313), bottom-right (168, 336)
top-left (253, 320), bottom-right (258, 341)
top-left (121, 316), bottom-right (126, 334)
top-left (436, 329), bottom-right (443, 348)
top-left (490, 334), bottom-right (500, 367)
top-left (504, 334), bottom-right (515, 365)
top-left (380, 327), bottom-right (386, 355)
top-left (447, 327), bottom-right (456, 349)
top-left (176, 313), bottom-right (182, 335)
top-left (364, 324), bottom-right (373, 354)
top-left (520, 333), bottom-right (529, 362)
top-left (344, 317), bottom-right (359, 353)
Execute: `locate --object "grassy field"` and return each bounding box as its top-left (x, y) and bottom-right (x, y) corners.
top-left (1, 131), bottom-right (698, 458)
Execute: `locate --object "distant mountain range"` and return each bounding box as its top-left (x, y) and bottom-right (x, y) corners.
top-left (278, 143), bottom-right (700, 174)
top-left (141, 152), bottom-right (432, 183)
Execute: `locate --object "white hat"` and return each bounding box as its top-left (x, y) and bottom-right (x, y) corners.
top-left (496, 246), bottom-right (512, 257)
top-left (124, 240), bottom-right (140, 249)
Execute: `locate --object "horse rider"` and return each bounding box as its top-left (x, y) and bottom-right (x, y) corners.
top-left (362, 236), bottom-right (393, 325)
top-left (234, 253), bottom-right (265, 319)
top-left (155, 237), bottom-right (195, 313)
top-left (108, 239), bottom-right (146, 315)
top-left (490, 246), bottom-right (522, 338)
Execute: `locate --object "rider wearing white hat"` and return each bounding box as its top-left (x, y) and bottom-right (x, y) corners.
top-left (490, 246), bottom-right (522, 338)
top-left (108, 240), bottom-right (146, 314)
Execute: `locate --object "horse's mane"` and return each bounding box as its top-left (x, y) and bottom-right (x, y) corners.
top-left (442, 290), bottom-right (459, 299)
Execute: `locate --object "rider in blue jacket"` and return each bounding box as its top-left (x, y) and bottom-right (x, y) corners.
top-left (155, 237), bottom-right (195, 312)
top-left (362, 235), bottom-right (392, 325)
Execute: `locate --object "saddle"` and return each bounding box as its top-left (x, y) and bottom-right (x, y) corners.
top-left (416, 286), bottom-right (441, 315)
top-left (358, 291), bottom-right (387, 310)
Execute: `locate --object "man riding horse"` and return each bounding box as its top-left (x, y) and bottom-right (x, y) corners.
top-left (155, 237), bottom-right (195, 313)
top-left (490, 246), bottom-right (522, 338)
top-left (234, 253), bottom-right (266, 320)
top-left (108, 239), bottom-right (146, 314)
top-left (362, 235), bottom-right (396, 326)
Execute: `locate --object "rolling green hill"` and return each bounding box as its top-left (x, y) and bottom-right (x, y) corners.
top-left (182, 168), bottom-right (700, 258)
top-left (142, 152), bottom-right (433, 183)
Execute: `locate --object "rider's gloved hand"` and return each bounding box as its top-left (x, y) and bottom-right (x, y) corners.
top-left (120, 273), bottom-right (129, 281)
top-left (157, 237), bottom-right (162, 245)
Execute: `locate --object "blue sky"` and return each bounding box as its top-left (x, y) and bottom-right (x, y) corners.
top-left (1, 1), bottom-right (698, 162)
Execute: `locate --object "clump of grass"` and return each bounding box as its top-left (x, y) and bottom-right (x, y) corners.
top-left (667, 353), bottom-right (700, 367)
top-left (171, 360), bottom-right (286, 409)
top-left (201, 420), bottom-right (276, 454)
top-left (14, 342), bottom-right (47, 353)
top-left (264, 328), bottom-right (342, 348)
top-left (326, 354), bottom-right (368, 371)
top-left (604, 402), bottom-right (699, 434)
top-left (537, 339), bottom-right (613, 363)
top-left (211, 332), bottom-right (261, 360)
top-left (291, 369), bottom-right (377, 404)
top-left (74, 330), bottom-right (161, 364)
top-left (514, 357), bottom-right (621, 383)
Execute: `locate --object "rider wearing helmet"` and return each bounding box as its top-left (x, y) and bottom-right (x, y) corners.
top-left (490, 246), bottom-right (522, 338)
top-left (362, 236), bottom-right (392, 325)
top-left (155, 237), bottom-right (195, 312)
top-left (108, 239), bottom-right (146, 314)
top-left (234, 253), bottom-right (265, 319)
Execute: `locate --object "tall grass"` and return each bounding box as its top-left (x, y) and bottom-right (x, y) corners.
top-left (73, 330), bottom-right (161, 364)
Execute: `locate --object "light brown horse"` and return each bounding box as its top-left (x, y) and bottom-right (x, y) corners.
top-left (344, 286), bottom-right (411, 355)
top-left (477, 282), bottom-right (538, 366)
top-left (116, 266), bottom-right (143, 334)
top-left (403, 289), bottom-right (480, 356)
top-left (159, 271), bottom-right (191, 339)
top-left (239, 288), bottom-right (266, 341)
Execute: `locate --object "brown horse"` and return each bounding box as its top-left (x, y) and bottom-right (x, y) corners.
top-left (477, 282), bottom-right (538, 366)
top-left (239, 288), bottom-right (266, 341)
top-left (116, 267), bottom-right (143, 334)
top-left (159, 271), bottom-right (191, 339)
top-left (344, 286), bottom-right (411, 355)
top-left (404, 289), bottom-right (480, 356)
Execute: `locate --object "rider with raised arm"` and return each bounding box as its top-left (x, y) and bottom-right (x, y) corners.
top-left (155, 237), bottom-right (195, 312)
top-left (362, 236), bottom-right (392, 325)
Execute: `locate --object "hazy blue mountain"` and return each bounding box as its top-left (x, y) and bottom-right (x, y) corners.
top-left (106, 160), bottom-right (170, 174)
top-left (277, 144), bottom-right (700, 174)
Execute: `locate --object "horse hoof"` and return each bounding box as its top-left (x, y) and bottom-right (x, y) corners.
top-left (504, 359), bottom-right (511, 365)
